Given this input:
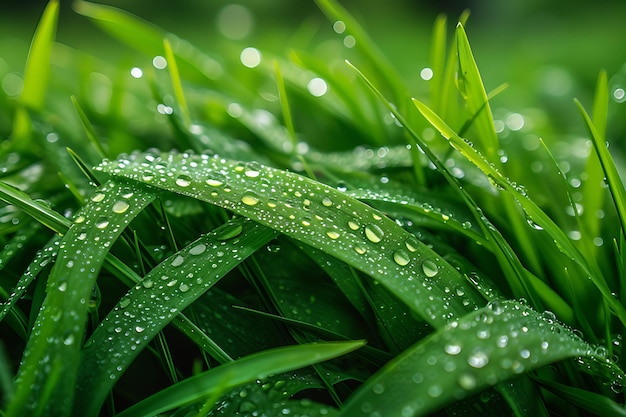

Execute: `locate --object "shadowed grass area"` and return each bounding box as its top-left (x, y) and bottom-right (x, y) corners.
top-left (1, 1), bottom-right (625, 416)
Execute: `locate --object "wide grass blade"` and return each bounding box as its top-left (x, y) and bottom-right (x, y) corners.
top-left (96, 151), bottom-right (487, 329)
top-left (12, 0), bottom-right (59, 146)
top-left (75, 217), bottom-right (277, 416)
top-left (115, 340), bottom-right (365, 417)
top-left (339, 299), bottom-right (620, 417)
top-left (5, 180), bottom-right (155, 417)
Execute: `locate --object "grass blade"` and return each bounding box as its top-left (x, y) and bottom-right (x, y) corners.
top-left (6, 180), bottom-right (155, 417)
top-left (413, 98), bottom-right (626, 326)
top-left (115, 340), bottom-right (365, 417)
top-left (12, 0), bottom-right (59, 146)
top-left (97, 151), bottom-right (487, 329)
top-left (75, 217), bottom-right (277, 416)
top-left (339, 299), bottom-right (619, 417)
top-left (164, 38), bottom-right (191, 128)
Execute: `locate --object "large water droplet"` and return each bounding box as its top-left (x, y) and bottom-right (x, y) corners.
top-left (326, 230), bottom-right (340, 240)
top-left (405, 236), bottom-right (419, 252)
top-left (468, 350), bottom-right (489, 368)
top-left (91, 193), bottom-right (106, 203)
top-left (112, 201), bottom-right (130, 214)
top-left (393, 249), bottom-right (410, 266)
top-left (364, 224), bottom-right (384, 243)
top-left (95, 217), bottom-right (110, 229)
top-left (176, 175), bottom-right (192, 187)
top-left (241, 193), bottom-right (260, 206)
top-left (421, 260), bottom-right (439, 277)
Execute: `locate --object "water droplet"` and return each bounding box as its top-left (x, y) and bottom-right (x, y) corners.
top-left (241, 194), bottom-right (260, 206)
top-left (58, 282), bottom-right (68, 292)
top-left (189, 243), bottom-right (207, 255)
top-left (91, 192), bottom-right (105, 202)
top-left (142, 171), bottom-right (154, 181)
top-left (457, 373), bottom-right (477, 390)
top-left (393, 249), bottom-right (410, 266)
top-left (244, 168), bottom-right (260, 178)
top-left (135, 326), bottom-right (145, 333)
top-left (364, 224), bottom-right (384, 243)
top-left (63, 334), bottom-right (75, 346)
top-left (179, 283), bottom-right (190, 292)
top-left (171, 255), bottom-right (185, 266)
top-left (95, 217), bottom-right (110, 229)
top-left (444, 343), bottom-right (462, 355)
top-left (175, 175), bottom-right (192, 187)
top-left (421, 260), bottom-right (439, 277)
top-left (119, 298), bottom-right (131, 308)
top-left (206, 178), bottom-right (223, 187)
top-left (112, 201), bottom-right (130, 214)
top-left (326, 230), bottom-right (340, 240)
top-left (347, 220), bottom-right (360, 230)
top-left (322, 197), bottom-right (333, 207)
top-left (217, 223), bottom-right (243, 240)
top-left (354, 244), bottom-right (367, 255)
top-left (405, 236), bottom-right (419, 252)
top-left (142, 279), bottom-right (154, 289)
top-left (468, 350), bottom-right (489, 368)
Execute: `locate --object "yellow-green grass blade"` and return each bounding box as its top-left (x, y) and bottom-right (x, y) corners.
top-left (5, 180), bottom-right (155, 417)
top-left (12, 0), bottom-right (59, 147)
top-left (339, 299), bottom-right (622, 417)
top-left (164, 38), bottom-right (191, 128)
top-left (96, 151), bottom-right (487, 328)
top-left (75, 217), bottom-right (277, 416)
top-left (115, 340), bottom-right (365, 417)
top-left (413, 98), bottom-right (626, 326)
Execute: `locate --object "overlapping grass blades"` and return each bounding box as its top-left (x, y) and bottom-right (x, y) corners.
top-left (339, 299), bottom-right (621, 417)
top-left (6, 180), bottom-right (155, 417)
top-left (95, 150), bottom-right (487, 328)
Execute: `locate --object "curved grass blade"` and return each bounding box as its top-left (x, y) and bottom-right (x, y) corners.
top-left (12, 0), bottom-right (59, 146)
top-left (339, 299), bottom-right (621, 417)
top-left (413, 98), bottom-right (626, 325)
top-left (536, 377), bottom-right (626, 417)
top-left (96, 151), bottom-right (486, 328)
top-left (6, 180), bottom-right (155, 417)
top-left (115, 340), bottom-right (365, 417)
top-left (75, 217), bottom-right (277, 416)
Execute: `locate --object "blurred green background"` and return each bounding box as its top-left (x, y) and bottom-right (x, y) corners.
top-left (1, 0), bottom-right (625, 139)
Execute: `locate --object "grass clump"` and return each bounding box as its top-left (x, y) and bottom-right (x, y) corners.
top-left (0, 1), bottom-right (625, 416)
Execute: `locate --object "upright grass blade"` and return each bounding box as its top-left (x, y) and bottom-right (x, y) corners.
top-left (575, 98), bottom-right (626, 242)
top-left (96, 150), bottom-right (486, 328)
top-left (5, 180), bottom-right (155, 417)
top-left (413, 98), bottom-right (626, 326)
top-left (12, 0), bottom-right (59, 147)
top-left (115, 341), bottom-right (365, 417)
top-left (339, 299), bottom-right (622, 417)
top-left (70, 95), bottom-right (107, 159)
top-left (164, 38), bottom-right (191, 128)
top-left (75, 217), bottom-right (277, 416)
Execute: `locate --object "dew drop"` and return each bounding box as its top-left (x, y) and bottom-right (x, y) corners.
top-left (217, 223), bottom-right (243, 240)
top-left (347, 220), bottom-right (360, 231)
top-left (468, 350), bottom-right (489, 368)
top-left (142, 279), bottom-right (154, 289)
top-left (444, 343), bottom-right (462, 355)
top-left (326, 230), bottom-right (340, 240)
top-left (58, 282), bottom-right (68, 292)
top-left (354, 244), bottom-right (367, 255)
top-left (421, 259), bottom-right (439, 277)
top-left (175, 175), bottom-right (192, 187)
top-left (91, 193), bottom-right (105, 202)
top-left (364, 224), bottom-right (384, 243)
top-left (119, 298), bottom-right (131, 308)
top-left (171, 255), bottom-right (185, 267)
top-left (457, 373), bottom-right (477, 390)
top-left (112, 201), bottom-right (130, 214)
top-left (179, 282), bottom-right (190, 292)
top-left (393, 249), bottom-right (410, 266)
top-left (322, 197), bottom-right (333, 207)
top-left (405, 236), bottom-right (419, 252)
top-left (206, 178), bottom-right (223, 187)
top-left (189, 243), bottom-right (207, 255)
top-left (95, 217), bottom-right (110, 229)
top-left (241, 194), bottom-right (260, 206)
top-left (244, 169), bottom-right (260, 178)
top-left (142, 171), bottom-right (154, 181)
top-left (63, 334), bottom-right (75, 346)
top-left (135, 326), bottom-right (145, 333)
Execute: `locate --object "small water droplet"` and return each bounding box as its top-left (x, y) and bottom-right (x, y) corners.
top-left (322, 197), bottom-right (333, 207)
top-left (468, 350), bottom-right (489, 368)
top-left (444, 343), bottom-right (462, 355)
top-left (171, 255), bottom-right (185, 266)
top-left (347, 220), bottom-right (360, 230)
top-left (135, 326), bottom-right (145, 333)
top-left (421, 259), bottom-right (439, 277)
top-left (142, 171), bottom-right (154, 181)
top-left (364, 224), bottom-right (384, 243)
top-left (142, 279), bottom-right (154, 289)
top-left (91, 193), bottom-right (106, 202)
top-left (206, 178), bottom-right (224, 187)
top-left (354, 244), bottom-right (367, 255)
top-left (120, 298), bottom-right (131, 308)
top-left (179, 282), bottom-right (190, 292)
top-left (457, 373), bottom-right (477, 390)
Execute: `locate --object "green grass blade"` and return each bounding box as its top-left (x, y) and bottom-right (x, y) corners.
top-left (575, 98), bottom-right (626, 241)
top-left (96, 151), bottom-right (486, 328)
top-left (536, 377), bottom-right (626, 417)
top-left (12, 0), bottom-right (59, 146)
top-left (0, 182), bottom-right (71, 235)
top-left (75, 217), bottom-right (277, 416)
top-left (115, 340), bottom-right (365, 417)
top-left (70, 96), bottom-right (107, 159)
top-left (164, 38), bottom-right (191, 128)
top-left (5, 180), bottom-right (155, 417)
top-left (413, 98), bottom-right (626, 325)
top-left (339, 299), bottom-right (618, 417)
top-left (455, 22), bottom-right (497, 157)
